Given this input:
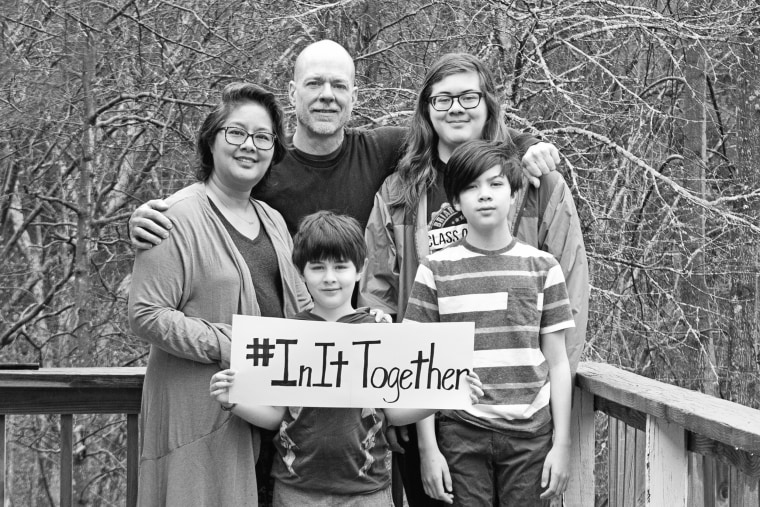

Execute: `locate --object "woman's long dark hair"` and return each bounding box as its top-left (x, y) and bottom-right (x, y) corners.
top-left (392, 53), bottom-right (508, 213)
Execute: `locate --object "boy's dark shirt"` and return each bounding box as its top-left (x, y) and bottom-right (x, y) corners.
top-left (269, 309), bottom-right (391, 495)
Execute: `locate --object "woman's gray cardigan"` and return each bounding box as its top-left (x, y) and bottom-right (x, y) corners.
top-left (128, 182), bottom-right (310, 506)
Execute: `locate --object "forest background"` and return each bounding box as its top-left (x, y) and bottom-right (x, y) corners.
top-left (1, 0), bottom-right (759, 504)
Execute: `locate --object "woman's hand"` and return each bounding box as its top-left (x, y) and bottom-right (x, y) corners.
top-left (130, 199), bottom-right (172, 249)
top-left (209, 369), bottom-right (236, 408)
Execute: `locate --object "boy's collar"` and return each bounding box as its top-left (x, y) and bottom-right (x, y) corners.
top-left (306, 307), bottom-right (371, 323)
top-left (462, 237), bottom-right (517, 255)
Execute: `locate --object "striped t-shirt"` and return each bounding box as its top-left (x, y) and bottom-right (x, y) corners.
top-left (404, 238), bottom-right (574, 436)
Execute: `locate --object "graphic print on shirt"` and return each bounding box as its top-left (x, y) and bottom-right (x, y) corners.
top-left (278, 406), bottom-right (385, 479)
top-left (428, 201), bottom-right (468, 252)
top-left (280, 406), bottom-right (302, 476)
top-left (358, 408), bottom-right (384, 477)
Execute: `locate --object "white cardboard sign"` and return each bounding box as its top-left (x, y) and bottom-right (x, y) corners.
top-left (229, 315), bottom-right (474, 409)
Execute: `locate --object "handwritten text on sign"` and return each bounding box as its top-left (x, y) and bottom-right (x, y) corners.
top-left (229, 316), bottom-right (474, 409)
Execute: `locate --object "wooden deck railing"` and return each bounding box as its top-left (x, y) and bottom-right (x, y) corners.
top-left (0, 367), bottom-right (144, 507)
top-left (1, 363), bottom-right (759, 506)
top-left (566, 362), bottom-right (760, 506)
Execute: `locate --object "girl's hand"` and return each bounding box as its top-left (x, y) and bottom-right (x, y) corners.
top-left (209, 369), bottom-right (236, 407)
top-left (466, 371), bottom-right (484, 405)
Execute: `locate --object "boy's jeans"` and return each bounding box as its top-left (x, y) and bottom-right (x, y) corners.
top-left (437, 416), bottom-right (553, 507)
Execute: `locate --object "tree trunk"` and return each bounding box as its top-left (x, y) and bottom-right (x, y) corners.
top-left (681, 41), bottom-right (720, 397)
top-left (75, 24), bottom-right (96, 337)
top-left (728, 26), bottom-right (760, 407)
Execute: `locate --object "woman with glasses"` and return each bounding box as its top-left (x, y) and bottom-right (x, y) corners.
top-left (360, 53), bottom-right (588, 505)
top-left (128, 82), bottom-right (311, 506)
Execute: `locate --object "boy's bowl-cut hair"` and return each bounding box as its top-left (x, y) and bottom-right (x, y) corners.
top-left (292, 211), bottom-right (367, 273)
top-left (444, 140), bottom-right (525, 204)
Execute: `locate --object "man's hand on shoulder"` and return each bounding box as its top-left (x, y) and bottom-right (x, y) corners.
top-left (129, 199), bottom-right (172, 250)
top-left (521, 142), bottom-right (561, 188)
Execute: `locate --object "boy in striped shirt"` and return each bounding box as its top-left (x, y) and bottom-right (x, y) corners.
top-left (404, 140), bottom-right (574, 506)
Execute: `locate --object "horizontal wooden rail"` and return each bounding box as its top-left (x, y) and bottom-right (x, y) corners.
top-left (0, 367), bottom-right (145, 414)
top-left (577, 362), bottom-right (760, 454)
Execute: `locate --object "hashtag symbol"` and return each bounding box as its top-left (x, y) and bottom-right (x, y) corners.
top-left (246, 338), bottom-right (275, 367)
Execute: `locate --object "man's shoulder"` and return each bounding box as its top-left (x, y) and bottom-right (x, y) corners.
top-left (346, 125), bottom-right (407, 137)
top-left (345, 126), bottom-right (407, 148)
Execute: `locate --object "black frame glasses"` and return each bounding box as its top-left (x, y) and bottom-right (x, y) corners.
top-left (218, 126), bottom-right (276, 150)
top-left (428, 92), bottom-right (484, 112)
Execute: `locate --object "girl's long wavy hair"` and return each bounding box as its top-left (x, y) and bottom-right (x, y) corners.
top-left (391, 53), bottom-right (508, 213)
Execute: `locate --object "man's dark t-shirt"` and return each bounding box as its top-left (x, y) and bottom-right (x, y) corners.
top-left (253, 126), bottom-right (407, 235)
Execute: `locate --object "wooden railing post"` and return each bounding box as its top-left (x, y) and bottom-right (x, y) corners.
top-left (609, 418), bottom-right (645, 506)
top-left (566, 386), bottom-right (595, 506)
top-left (1, 414), bottom-right (5, 506)
top-left (645, 415), bottom-right (688, 506)
top-left (127, 413), bottom-right (139, 507)
top-left (61, 414), bottom-right (73, 507)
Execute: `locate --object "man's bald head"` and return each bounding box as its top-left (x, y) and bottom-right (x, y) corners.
top-left (289, 39), bottom-right (358, 153)
top-left (293, 40), bottom-right (355, 83)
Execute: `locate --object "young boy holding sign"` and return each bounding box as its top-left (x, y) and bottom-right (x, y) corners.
top-left (210, 211), bottom-right (482, 506)
top-left (404, 140), bottom-right (574, 506)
